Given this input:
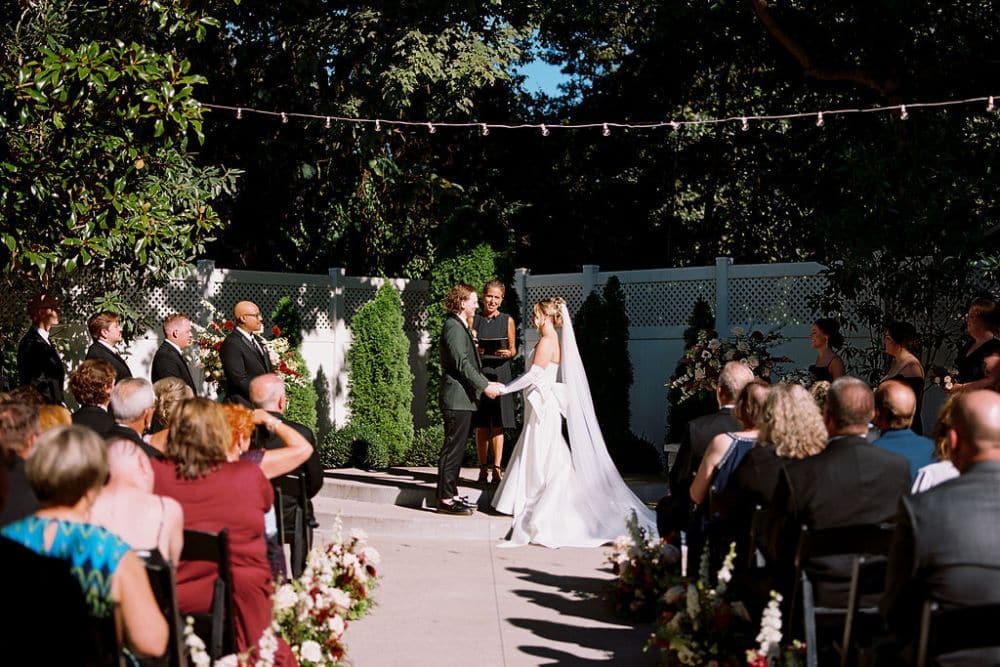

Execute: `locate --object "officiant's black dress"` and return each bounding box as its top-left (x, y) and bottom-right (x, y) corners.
top-left (473, 312), bottom-right (515, 429)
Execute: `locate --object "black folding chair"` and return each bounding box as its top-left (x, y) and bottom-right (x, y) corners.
top-left (91, 614), bottom-right (126, 667)
top-left (916, 600), bottom-right (1000, 667)
top-left (137, 551), bottom-right (186, 667)
top-left (179, 529), bottom-right (236, 660)
top-left (274, 473), bottom-right (313, 577)
top-left (791, 523), bottom-right (895, 667)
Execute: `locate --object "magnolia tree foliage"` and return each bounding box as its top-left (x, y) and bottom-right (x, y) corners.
top-left (0, 1), bottom-right (239, 298)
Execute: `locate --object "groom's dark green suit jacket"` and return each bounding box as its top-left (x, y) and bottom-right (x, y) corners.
top-left (439, 313), bottom-right (489, 411)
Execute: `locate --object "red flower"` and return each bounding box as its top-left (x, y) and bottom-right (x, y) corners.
top-left (272, 325), bottom-right (282, 337)
top-left (223, 320), bottom-right (234, 332)
top-left (209, 321), bottom-right (222, 333)
top-left (213, 341), bottom-right (222, 351)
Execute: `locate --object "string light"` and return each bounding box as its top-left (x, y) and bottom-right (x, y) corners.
top-left (324, 116), bottom-right (331, 129)
top-left (200, 93), bottom-right (1000, 136)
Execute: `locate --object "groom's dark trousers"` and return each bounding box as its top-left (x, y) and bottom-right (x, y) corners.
top-left (437, 312), bottom-right (489, 501)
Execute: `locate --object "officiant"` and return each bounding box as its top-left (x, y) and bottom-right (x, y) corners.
top-left (472, 280), bottom-right (517, 486)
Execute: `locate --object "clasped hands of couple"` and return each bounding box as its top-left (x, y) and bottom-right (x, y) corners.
top-left (484, 382), bottom-right (505, 399)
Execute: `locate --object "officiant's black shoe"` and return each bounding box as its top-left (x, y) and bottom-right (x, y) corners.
top-left (437, 500), bottom-right (473, 516)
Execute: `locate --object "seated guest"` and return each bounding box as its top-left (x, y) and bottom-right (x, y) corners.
top-left (91, 439), bottom-right (184, 565)
top-left (0, 402), bottom-right (40, 526)
top-left (70, 359), bottom-right (116, 437)
top-left (108, 378), bottom-right (162, 460)
top-left (146, 377), bottom-right (194, 455)
top-left (873, 380), bottom-right (934, 482)
top-left (912, 394), bottom-right (961, 493)
top-left (716, 383), bottom-right (827, 570)
top-left (690, 379), bottom-right (771, 504)
top-left (1, 425), bottom-right (168, 658)
top-left (152, 398), bottom-right (297, 665)
top-left (38, 404), bottom-right (72, 432)
top-left (0, 464), bottom-right (101, 666)
top-left (809, 380), bottom-right (831, 412)
top-left (8, 384), bottom-right (45, 406)
top-left (764, 377), bottom-right (910, 605)
top-left (882, 390), bottom-right (1000, 665)
top-left (659, 361), bottom-right (754, 535)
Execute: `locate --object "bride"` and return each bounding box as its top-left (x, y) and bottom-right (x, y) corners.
top-left (492, 296), bottom-right (658, 547)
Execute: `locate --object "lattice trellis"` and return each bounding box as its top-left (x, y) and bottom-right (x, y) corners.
top-left (209, 280), bottom-right (333, 331)
top-left (341, 285), bottom-right (429, 331)
top-left (134, 280), bottom-right (205, 328)
top-left (523, 284), bottom-right (584, 324)
top-left (610, 280), bottom-right (716, 327)
top-left (727, 275), bottom-right (827, 326)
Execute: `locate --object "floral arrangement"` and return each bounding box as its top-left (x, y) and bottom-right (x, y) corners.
top-left (646, 543), bottom-right (753, 666)
top-left (607, 511), bottom-right (683, 620)
top-left (668, 328), bottom-right (790, 406)
top-left (185, 516), bottom-right (380, 666)
top-left (746, 592), bottom-right (806, 667)
top-left (194, 300), bottom-right (308, 391)
top-left (271, 516), bottom-right (380, 665)
top-left (778, 368), bottom-right (815, 387)
top-left (927, 365), bottom-right (959, 392)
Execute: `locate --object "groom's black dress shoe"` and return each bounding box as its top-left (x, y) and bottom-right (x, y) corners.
top-left (437, 500), bottom-right (473, 516)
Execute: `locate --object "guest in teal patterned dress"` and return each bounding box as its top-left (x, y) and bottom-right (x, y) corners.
top-left (1, 425), bottom-right (168, 659)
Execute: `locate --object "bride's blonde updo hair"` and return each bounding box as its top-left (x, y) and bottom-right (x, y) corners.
top-left (534, 296), bottom-right (566, 329)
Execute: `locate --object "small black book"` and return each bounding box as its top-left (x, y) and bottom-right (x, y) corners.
top-left (478, 337), bottom-right (507, 355)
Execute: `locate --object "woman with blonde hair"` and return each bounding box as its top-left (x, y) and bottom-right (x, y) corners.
top-left (491, 296), bottom-right (656, 547)
top-left (145, 376), bottom-right (195, 454)
top-left (911, 393), bottom-right (961, 493)
top-left (1, 425), bottom-right (168, 658)
top-left (151, 398), bottom-right (296, 665)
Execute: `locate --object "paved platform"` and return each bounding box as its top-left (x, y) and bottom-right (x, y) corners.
top-left (314, 467), bottom-right (662, 665)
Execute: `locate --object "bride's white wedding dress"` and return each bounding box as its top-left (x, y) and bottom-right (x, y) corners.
top-left (491, 305), bottom-right (658, 548)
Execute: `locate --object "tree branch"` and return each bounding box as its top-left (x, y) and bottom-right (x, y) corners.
top-left (749, 0), bottom-right (898, 98)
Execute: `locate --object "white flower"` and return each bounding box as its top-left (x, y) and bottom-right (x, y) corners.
top-left (707, 339), bottom-right (721, 351)
top-left (350, 527), bottom-right (369, 541)
top-left (694, 368), bottom-right (706, 381)
top-left (701, 350), bottom-right (711, 360)
top-left (327, 614), bottom-right (346, 636)
top-left (746, 355), bottom-right (760, 370)
top-left (328, 588), bottom-right (352, 611)
top-left (755, 591), bottom-right (784, 655)
top-left (273, 584), bottom-right (297, 612)
top-left (269, 349), bottom-right (280, 366)
top-left (213, 657), bottom-right (239, 667)
top-left (299, 639), bottom-right (323, 663)
top-left (731, 327), bottom-right (745, 337)
top-left (361, 545), bottom-right (381, 565)
top-left (737, 341), bottom-right (750, 353)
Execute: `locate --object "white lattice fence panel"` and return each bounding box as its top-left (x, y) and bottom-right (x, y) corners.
top-left (609, 280), bottom-right (716, 327)
top-left (400, 289), bottom-right (430, 331)
top-left (727, 275), bottom-right (827, 326)
top-left (209, 279), bottom-right (333, 331)
top-left (524, 284), bottom-right (584, 321)
top-left (137, 280), bottom-right (206, 326)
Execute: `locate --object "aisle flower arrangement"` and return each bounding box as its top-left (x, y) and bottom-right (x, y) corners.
top-left (607, 511), bottom-right (683, 620)
top-left (745, 592), bottom-right (806, 667)
top-left (645, 543), bottom-right (753, 666)
top-left (185, 516), bottom-right (380, 666)
top-left (194, 300), bottom-right (307, 390)
top-left (669, 328), bottom-right (789, 405)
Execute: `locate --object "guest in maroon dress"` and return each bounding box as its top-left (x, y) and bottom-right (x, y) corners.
top-left (152, 397), bottom-right (297, 666)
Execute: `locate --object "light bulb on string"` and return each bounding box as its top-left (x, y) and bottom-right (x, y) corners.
top-left (740, 117), bottom-right (749, 132)
top-left (281, 112), bottom-right (288, 124)
top-left (816, 112), bottom-right (825, 127)
top-left (988, 96), bottom-right (995, 112)
top-left (541, 124), bottom-right (549, 137)
top-left (324, 117), bottom-right (331, 129)
top-left (899, 105), bottom-right (909, 120)
top-left (481, 123), bottom-right (489, 136)
top-left (602, 123), bottom-right (610, 137)
top-left (236, 108), bottom-right (243, 120)
top-left (375, 119), bottom-right (381, 131)
top-left (670, 121), bottom-right (680, 131)
top-left (427, 122), bottom-right (436, 134)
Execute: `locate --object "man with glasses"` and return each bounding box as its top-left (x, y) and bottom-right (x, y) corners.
top-left (219, 300), bottom-right (273, 405)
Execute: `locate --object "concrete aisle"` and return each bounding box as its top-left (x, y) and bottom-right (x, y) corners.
top-left (342, 529), bottom-right (657, 666)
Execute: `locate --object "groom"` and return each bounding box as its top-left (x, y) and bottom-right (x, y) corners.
top-left (437, 284), bottom-right (503, 515)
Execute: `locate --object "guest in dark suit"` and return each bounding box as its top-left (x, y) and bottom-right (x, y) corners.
top-left (108, 378), bottom-right (162, 460)
top-left (219, 300), bottom-right (273, 405)
top-left (764, 377), bottom-right (911, 605)
top-left (249, 374), bottom-right (324, 517)
top-left (0, 402), bottom-right (40, 527)
top-left (151, 312), bottom-right (197, 394)
top-left (69, 359), bottom-right (116, 437)
top-left (437, 284), bottom-right (502, 515)
top-left (658, 360), bottom-right (754, 536)
top-left (84, 311), bottom-right (131, 382)
top-left (882, 390), bottom-right (1000, 665)
top-left (873, 380), bottom-right (934, 482)
top-left (16, 293), bottom-right (65, 405)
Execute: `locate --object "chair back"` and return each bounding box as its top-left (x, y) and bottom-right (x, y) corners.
top-left (916, 600), bottom-right (1000, 667)
top-left (179, 529), bottom-right (236, 659)
top-left (137, 551), bottom-right (187, 667)
top-left (274, 473), bottom-right (312, 577)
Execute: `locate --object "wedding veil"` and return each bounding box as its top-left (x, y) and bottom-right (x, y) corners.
top-left (557, 304), bottom-right (659, 538)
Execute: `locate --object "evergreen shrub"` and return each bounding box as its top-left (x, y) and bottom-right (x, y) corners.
top-left (394, 423), bottom-right (444, 467)
top-left (320, 422), bottom-right (388, 469)
top-left (347, 282), bottom-right (414, 462)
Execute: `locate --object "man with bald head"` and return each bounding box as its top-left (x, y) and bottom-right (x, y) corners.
top-left (873, 379), bottom-right (934, 482)
top-left (882, 390), bottom-right (1000, 663)
top-left (764, 377), bottom-right (910, 604)
top-left (219, 300), bottom-right (273, 405)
